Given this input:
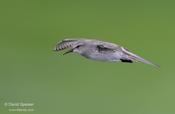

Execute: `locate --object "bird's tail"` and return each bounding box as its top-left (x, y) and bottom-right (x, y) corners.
top-left (121, 47), bottom-right (159, 68)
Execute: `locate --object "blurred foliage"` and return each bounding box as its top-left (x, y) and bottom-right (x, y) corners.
top-left (0, 0), bottom-right (175, 114)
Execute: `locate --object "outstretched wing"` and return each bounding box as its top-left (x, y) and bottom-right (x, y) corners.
top-left (53, 39), bottom-right (83, 51)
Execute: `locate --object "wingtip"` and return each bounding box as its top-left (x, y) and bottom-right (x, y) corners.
top-left (53, 46), bottom-right (58, 51)
top-left (152, 63), bottom-right (160, 69)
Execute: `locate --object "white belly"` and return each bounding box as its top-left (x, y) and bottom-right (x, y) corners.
top-left (81, 51), bottom-right (122, 61)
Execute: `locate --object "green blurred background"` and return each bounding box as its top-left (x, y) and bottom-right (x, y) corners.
top-left (0, 0), bottom-right (175, 114)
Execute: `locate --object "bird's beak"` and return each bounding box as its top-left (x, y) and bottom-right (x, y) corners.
top-left (63, 49), bottom-right (73, 55)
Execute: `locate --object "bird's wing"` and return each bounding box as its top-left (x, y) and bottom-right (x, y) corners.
top-left (53, 39), bottom-right (83, 51)
top-left (121, 47), bottom-right (159, 67)
top-left (54, 38), bottom-right (120, 51)
top-left (95, 41), bottom-right (121, 52)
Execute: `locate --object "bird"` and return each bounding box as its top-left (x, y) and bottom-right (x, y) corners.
top-left (53, 38), bottom-right (159, 67)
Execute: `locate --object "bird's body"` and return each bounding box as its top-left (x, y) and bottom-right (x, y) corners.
top-left (54, 38), bottom-right (158, 67)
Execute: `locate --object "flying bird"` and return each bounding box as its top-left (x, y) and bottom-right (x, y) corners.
top-left (53, 38), bottom-right (159, 67)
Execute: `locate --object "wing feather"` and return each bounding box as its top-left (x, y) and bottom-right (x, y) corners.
top-left (53, 39), bottom-right (81, 51)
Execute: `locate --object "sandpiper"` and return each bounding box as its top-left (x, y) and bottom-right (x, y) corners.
top-left (53, 38), bottom-right (158, 67)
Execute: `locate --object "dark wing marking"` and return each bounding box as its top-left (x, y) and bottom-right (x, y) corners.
top-left (96, 44), bottom-right (116, 52)
top-left (120, 59), bottom-right (133, 63)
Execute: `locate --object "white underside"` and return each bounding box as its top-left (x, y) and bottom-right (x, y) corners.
top-left (81, 51), bottom-right (123, 61)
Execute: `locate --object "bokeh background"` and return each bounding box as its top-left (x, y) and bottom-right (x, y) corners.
top-left (0, 0), bottom-right (175, 114)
